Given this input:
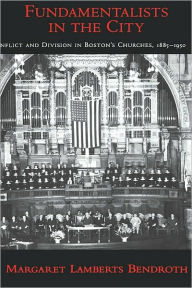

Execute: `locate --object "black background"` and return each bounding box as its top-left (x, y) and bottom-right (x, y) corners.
top-left (1, 1), bottom-right (191, 53)
top-left (1, 250), bottom-right (191, 287)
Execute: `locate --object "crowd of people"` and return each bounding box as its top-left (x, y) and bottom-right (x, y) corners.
top-left (103, 164), bottom-right (178, 188)
top-left (1, 210), bottom-right (179, 244)
top-left (1, 164), bottom-right (77, 190)
top-left (1, 163), bottom-right (178, 191)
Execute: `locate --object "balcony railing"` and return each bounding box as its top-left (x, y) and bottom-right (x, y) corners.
top-left (1, 185), bottom-right (184, 201)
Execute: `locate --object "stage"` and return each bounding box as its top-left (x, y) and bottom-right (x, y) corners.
top-left (2, 234), bottom-right (190, 250)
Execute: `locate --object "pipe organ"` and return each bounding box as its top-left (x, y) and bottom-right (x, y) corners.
top-left (1, 54), bottom-right (180, 171)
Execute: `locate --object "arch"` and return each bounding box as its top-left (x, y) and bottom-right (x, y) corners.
top-left (56, 92), bottom-right (66, 107)
top-left (143, 54), bottom-right (190, 128)
top-left (72, 68), bottom-right (101, 86)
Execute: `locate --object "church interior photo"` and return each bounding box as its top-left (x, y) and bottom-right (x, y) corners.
top-left (0, 53), bottom-right (191, 249)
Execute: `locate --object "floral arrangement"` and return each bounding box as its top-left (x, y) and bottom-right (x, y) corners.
top-left (116, 223), bottom-right (132, 238)
top-left (50, 230), bottom-right (65, 243)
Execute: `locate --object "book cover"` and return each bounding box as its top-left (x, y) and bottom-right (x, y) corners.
top-left (0, 0), bottom-right (191, 287)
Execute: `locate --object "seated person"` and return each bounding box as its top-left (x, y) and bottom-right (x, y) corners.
top-left (115, 164), bottom-right (122, 175)
top-left (21, 172), bottom-right (29, 181)
top-left (103, 170), bottom-right (111, 182)
top-left (12, 165), bottom-right (19, 176)
top-left (155, 168), bottom-right (162, 180)
top-left (147, 213), bottom-right (158, 237)
top-left (130, 214), bottom-right (141, 234)
top-left (4, 180), bottom-right (12, 190)
top-left (156, 176), bottom-right (163, 188)
top-left (170, 176), bottom-right (178, 188)
top-left (1, 217), bottom-right (9, 242)
top-left (63, 215), bottom-right (72, 227)
top-left (10, 216), bottom-right (20, 238)
top-left (3, 166), bottom-right (11, 177)
top-left (4, 171), bottom-right (11, 182)
top-left (42, 170), bottom-right (49, 182)
top-left (71, 164), bottom-right (78, 174)
top-left (149, 169), bottom-right (155, 177)
top-left (58, 176), bottom-right (65, 188)
top-left (133, 168), bottom-right (140, 177)
top-left (37, 178), bottom-right (43, 189)
top-left (47, 164), bottom-right (54, 176)
top-left (47, 215), bottom-right (58, 234)
top-left (68, 169), bottom-right (74, 179)
top-left (21, 178), bottom-right (27, 190)
top-left (163, 176), bottom-right (171, 188)
top-left (164, 168), bottom-right (172, 180)
top-left (52, 170), bottom-right (60, 182)
top-left (111, 176), bottom-right (119, 187)
top-left (120, 214), bottom-right (131, 228)
top-left (139, 175), bottom-right (147, 187)
top-left (76, 211), bottom-right (84, 226)
top-left (138, 169), bottom-right (145, 180)
top-left (113, 169), bottom-right (120, 180)
top-left (33, 165), bottom-right (40, 175)
top-left (94, 213), bottom-right (104, 226)
top-left (36, 215), bottom-right (46, 237)
top-left (24, 165), bottom-right (31, 176)
top-left (118, 176), bottom-right (125, 187)
top-left (126, 168), bottom-right (133, 176)
top-left (132, 177), bottom-right (140, 187)
top-left (105, 164), bottom-right (111, 175)
top-left (43, 177), bottom-right (50, 189)
top-left (13, 179), bottom-right (21, 190)
top-left (12, 172), bottom-right (19, 182)
top-left (50, 177), bottom-right (58, 189)
top-left (105, 213), bottom-right (115, 227)
top-left (125, 176), bottom-right (132, 187)
top-left (56, 164), bottom-right (62, 174)
top-left (67, 177), bottom-right (73, 185)
top-left (167, 213), bottom-right (178, 234)
top-left (84, 171), bottom-right (91, 183)
top-left (40, 164), bottom-right (46, 175)
top-left (19, 215), bottom-right (30, 238)
top-left (83, 212), bottom-right (93, 225)
top-left (147, 176), bottom-right (155, 187)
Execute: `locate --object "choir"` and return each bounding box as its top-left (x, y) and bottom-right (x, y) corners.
top-left (1, 163), bottom-right (178, 191)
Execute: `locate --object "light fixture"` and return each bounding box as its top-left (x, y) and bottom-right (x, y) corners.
top-left (129, 54), bottom-right (140, 80)
top-left (14, 54), bottom-right (25, 77)
top-left (59, 62), bottom-right (66, 72)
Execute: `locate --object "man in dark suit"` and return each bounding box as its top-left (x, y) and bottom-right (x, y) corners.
top-left (147, 213), bottom-right (158, 237)
top-left (36, 215), bottom-right (46, 238)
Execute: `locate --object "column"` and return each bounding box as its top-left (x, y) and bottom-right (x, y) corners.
top-left (49, 70), bottom-right (56, 126)
top-left (118, 68), bottom-right (124, 125)
top-left (150, 89), bottom-right (160, 151)
top-left (16, 90), bottom-right (23, 126)
top-left (101, 68), bottom-right (108, 149)
top-left (15, 90), bottom-right (24, 154)
top-left (162, 129), bottom-right (170, 162)
top-left (151, 89), bottom-right (158, 124)
top-left (28, 138), bottom-right (32, 155)
top-left (181, 133), bottom-right (192, 182)
top-left (117, 68), bottom-right (126, 152)
top-left (102, 68), bottom-right (107, 125)
top-left (66, 69), bottom-right (73, 153)
top-left (49, 69), bottom-right (58, 154)
top-left (67, 69), bottom-right (72, 127)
